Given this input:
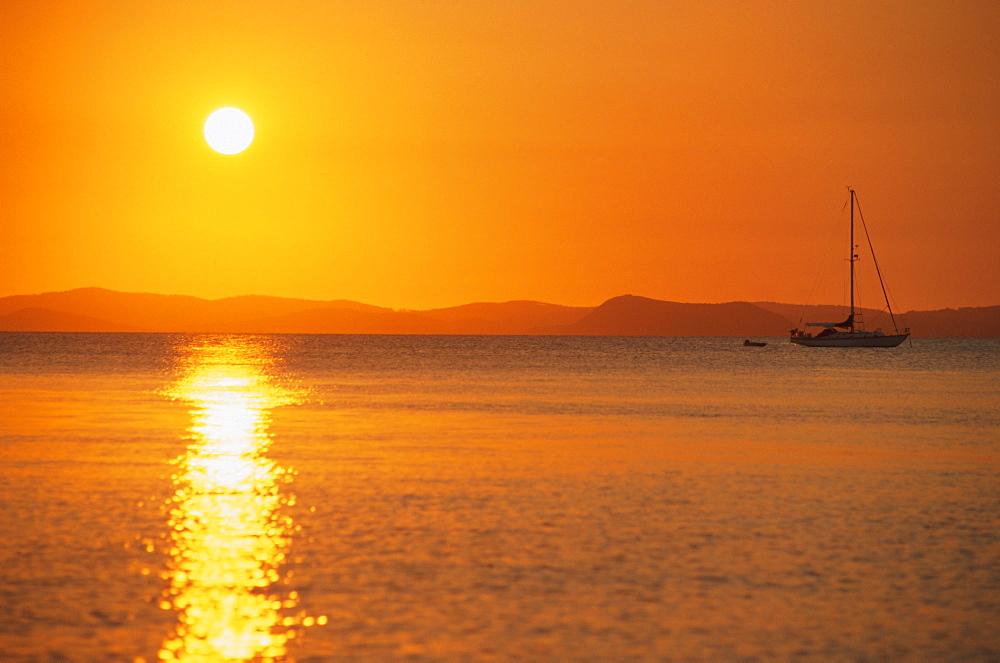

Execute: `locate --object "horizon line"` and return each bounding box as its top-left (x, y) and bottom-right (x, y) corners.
top-left (1, 286), bottom-right (996, 314)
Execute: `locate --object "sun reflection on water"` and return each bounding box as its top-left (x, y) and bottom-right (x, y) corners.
top-left (158, 336), bottom-right (320, 661)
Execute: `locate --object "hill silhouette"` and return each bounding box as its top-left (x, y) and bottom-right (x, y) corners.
top-left (237, 307), bottom-right (448, 334)
top-left (895, 306), bottom-right (1000, 338)
top-left (0, 306), bottom-right (140, 332)
top-left (540, 295), bottom-right (792, 336)
top-left (0, 288), bottom-right (996, 336)
top-left (421, 301), bottom-right (592, 334)
top-left (0, 288), bottom-right (393, 333)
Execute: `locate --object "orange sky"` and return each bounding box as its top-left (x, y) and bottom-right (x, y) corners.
top-left (2, 1), bottom-right (997, 310)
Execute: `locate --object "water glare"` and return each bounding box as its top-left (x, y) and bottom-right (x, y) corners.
top-left (0, 334), bottom-right (996, 660)
top-left (158, 336), bottom-right (309, 661)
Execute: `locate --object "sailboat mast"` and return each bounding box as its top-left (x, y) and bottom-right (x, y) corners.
top-left (849, 187), bottom-right (856, 332)
top-left (790, 187), bottom-right (910, 347)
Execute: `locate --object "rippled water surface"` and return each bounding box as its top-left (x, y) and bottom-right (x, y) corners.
top-left (1, 333), bottom-right (998, 660)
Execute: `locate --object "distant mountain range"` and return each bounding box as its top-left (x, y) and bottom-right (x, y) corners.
top-left (0, 288), bottom-right (996, 337)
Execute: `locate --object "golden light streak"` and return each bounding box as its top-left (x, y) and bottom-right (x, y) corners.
top-left (158, 336), bottom-right (317, 661)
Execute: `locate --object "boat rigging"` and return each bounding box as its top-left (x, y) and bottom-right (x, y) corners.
top-left (790, 188), bottom-right (910, 347)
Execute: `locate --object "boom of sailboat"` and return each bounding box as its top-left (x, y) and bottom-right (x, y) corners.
top-left (790, 188), bottom-right (910, 348)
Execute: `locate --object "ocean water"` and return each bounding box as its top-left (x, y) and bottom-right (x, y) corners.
top-left (1, 332), bottom-right (998, 661)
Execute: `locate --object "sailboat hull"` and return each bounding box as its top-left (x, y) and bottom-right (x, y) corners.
top-left (790, 332), bottom-right (909, 347)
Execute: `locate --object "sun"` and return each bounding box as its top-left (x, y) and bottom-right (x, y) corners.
top-left (204, 107), bottom-right (254, 155)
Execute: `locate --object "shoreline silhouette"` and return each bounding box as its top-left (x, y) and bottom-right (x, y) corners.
top-left (1, 288), bottom-right (996, 337)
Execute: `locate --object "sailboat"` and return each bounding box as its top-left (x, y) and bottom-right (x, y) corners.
top-left (790, 188), bottom-right (910, 347)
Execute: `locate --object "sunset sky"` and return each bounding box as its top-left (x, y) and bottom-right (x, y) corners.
top-left (2, 0), bottom-right (997, 310)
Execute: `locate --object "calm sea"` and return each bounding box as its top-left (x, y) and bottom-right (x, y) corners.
top-left (1, 333), bottom-right (998, 661)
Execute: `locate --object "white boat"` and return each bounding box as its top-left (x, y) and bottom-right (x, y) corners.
top-left (790, 188), bottom-right (910, 348)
